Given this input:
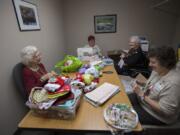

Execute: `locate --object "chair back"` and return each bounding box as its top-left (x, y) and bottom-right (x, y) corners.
top-left (13, 63), bottom-right (28, 101)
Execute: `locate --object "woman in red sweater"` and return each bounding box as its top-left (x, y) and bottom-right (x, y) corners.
top-left (21, 46), bottom-right (54, 95)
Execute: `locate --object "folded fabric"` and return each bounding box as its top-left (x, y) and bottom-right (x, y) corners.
top-left (47, 91), bottom-right (69, 99)
top-left (53, 92), bottom-right (74, 105)
top-left (56, 89), bottom-right (82, 109)
top-left (26, 98), bottom-right (57, 110)
top-left (30, 88), bottom-right (48, 103)
top-left (48, 84), bottom-right (71, 94)
top-left (57, 99), bottom-right (76, 109)
top-left (27, 87), bottom-right (57, 110)
top-left (44, 83), bottom-right (61, 92)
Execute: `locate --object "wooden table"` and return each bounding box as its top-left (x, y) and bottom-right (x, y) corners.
top-left (16, 65), bottom-right (142, 134)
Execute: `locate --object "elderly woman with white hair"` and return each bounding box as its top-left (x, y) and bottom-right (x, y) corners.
top-left (21, 46), bottom-right (54, 95)
top-left (114, 36), bottom-right (147, 77)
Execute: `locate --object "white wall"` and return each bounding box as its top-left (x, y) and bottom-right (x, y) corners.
top-left (0, 0), bottom-right (179, 135)
top-left (0, 0), bottom-right (65, 135)
top-left (63, 0), bottom-right (178, 55)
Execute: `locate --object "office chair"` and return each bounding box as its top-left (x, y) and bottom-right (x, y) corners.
top-left (13, 62), bottom-right (28, 102)
top-left (13, 63), bottom-right (56, 135)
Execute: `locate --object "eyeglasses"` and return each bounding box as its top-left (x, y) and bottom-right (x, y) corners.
top-left (33, 51), bottom-right (41, 59)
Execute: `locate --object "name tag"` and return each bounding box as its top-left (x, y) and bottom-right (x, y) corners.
top-left (154, 82), bottom-right (164, 92)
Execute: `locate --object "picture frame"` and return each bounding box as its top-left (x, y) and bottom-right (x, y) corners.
top-left (94, 14), bottom-right (117, 33)
top-left (12, 0), bottom-right (40, 31)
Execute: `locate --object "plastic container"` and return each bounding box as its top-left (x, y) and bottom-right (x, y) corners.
top-left (30, 96), bottom-right (81, 119)
top-left (26, 88), bottom-right (82, 120)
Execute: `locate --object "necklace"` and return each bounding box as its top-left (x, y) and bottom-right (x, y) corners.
top-left (29, 65), bottom-right (47, 78)
top-left (29, 66), bottom-right (39, 72)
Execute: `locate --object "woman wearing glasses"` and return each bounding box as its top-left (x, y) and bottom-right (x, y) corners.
top-left (129, 46), bottom-right (180, 125)
top-left (20, 46), bottom-right (55, 95)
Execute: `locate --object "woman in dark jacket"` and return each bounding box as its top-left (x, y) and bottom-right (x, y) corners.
top-left (115, 36), bottom-right (147, 77)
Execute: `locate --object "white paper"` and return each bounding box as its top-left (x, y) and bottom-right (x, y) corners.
top-left (90, 60), bottom-right (102, 66)
top-left (118, 58), bottom-right (124, 69)
top-left (123, 49), bottom-right (129, 53)
top-left (121, 80), bottom-right (133, 94)
top-left (141, 44), bottom-right (149, 52)
top-left (77, 47), bottom-right (94, 61)
top-left (85, 82), bottom-right (120, 106)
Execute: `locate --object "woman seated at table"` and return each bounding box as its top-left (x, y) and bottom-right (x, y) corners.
top-left (114, 36), bottom-right (147, 77)
top-left (21, 45), bottom-right (55, 95)
top-left (84, 35), bottom-right (102, 57)
top-left (129, 46), bottom-right (180, 125)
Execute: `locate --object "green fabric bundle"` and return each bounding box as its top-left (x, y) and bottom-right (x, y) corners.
top-left (55, 55), bottom-right (83, 73)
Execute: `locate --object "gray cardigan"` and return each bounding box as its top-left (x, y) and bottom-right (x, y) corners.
top-left (139, 69), bottom-right (180, 124)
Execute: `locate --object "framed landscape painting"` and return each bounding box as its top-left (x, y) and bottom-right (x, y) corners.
top-left (94, 14), bottom-right (117, 33)
top-left (12, 0), bottom-right (40, 31)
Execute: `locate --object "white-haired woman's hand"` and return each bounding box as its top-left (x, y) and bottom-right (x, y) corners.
top-left (40, 73), bottom-right (54, 82)
top-left (120, 53), bottom-right (125, 59)
top-left (50, 71), bottom-right (58, 77)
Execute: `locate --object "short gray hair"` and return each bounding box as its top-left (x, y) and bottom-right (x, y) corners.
top-left (130, 36), bottom-right (141, 44)
top-left (20, 46), bottom-right (38, 66)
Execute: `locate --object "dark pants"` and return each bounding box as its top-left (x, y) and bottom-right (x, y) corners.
top-left (114, 63), bottom-right (139, 78)
top-left (128, 93), bottom-right (166, 125)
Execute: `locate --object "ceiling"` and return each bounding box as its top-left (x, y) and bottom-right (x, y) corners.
top-left (151, 0), bottom-right (180, 17)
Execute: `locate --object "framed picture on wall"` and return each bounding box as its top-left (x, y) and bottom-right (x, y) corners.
top-left (12, 0), bottom-right (40, 31)
top-left (94, 14), bottom-right (117, 33)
